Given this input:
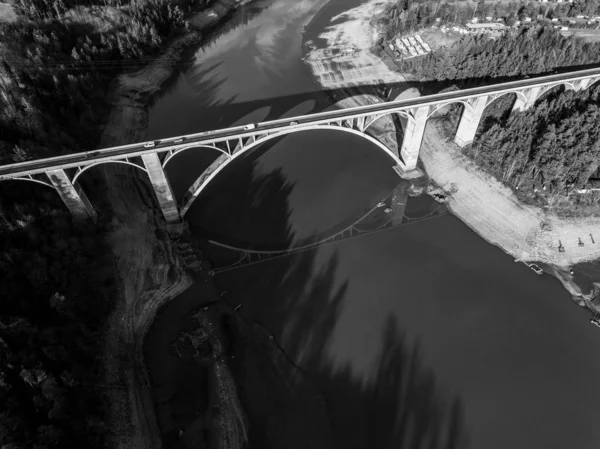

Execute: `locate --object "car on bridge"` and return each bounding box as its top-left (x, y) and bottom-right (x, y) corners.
top-left (243, 124), bottom-right (257, 130)
top-left (173, 138), bottom-right (186, 144)
top-left (143, 141), bottom-right (157, 148)
top-left (289, 121), bottom-right (299, 125)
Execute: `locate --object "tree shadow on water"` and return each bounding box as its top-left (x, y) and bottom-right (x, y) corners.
top-left (207, 169), bottom-right (469, 449)
top-left (189, 138), bottom-right (297, 256)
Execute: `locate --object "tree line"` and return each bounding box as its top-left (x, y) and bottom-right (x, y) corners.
top-left (0, 188), bottom-right (118, 448)
top-left (0, 1), bottom-right (209, 447)
top-left (404, 26), bottom-right (600, 81)
top-left (380, 0), bottom-right (600, 39)
top-left (0, 0), bottom-right (198, 163)
top-left (472, 85), bottom-right (600, 193)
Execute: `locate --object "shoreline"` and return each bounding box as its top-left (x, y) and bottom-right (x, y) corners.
top-left (303, 0), bottom-right (600, 309)
top-left (98, 1), bottom-right (253, 448)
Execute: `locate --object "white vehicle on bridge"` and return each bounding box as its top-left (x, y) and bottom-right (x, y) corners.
top-left (243, 124), bottom-right (257, 130)
top-left (173, 138), bottom-right (186, 144)
top-left (143, 141), bottom-right (157, 148)
top-left (289, 121), bottom-right (299, 126)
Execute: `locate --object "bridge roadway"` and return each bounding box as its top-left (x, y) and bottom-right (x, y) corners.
top-left (2, 66), bottom-right (600, 179)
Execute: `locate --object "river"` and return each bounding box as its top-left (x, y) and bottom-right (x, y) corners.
top-left (143, 1), bottom-right (600, 448)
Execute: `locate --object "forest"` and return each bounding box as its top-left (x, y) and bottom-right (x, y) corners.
top-left (0, 187), bottom-right (118, 448)
top-left (471, 84), bottom-right (600, 195)
top-left (381, 0), bottom-right (600, 39)
top-left (0, 0), bottom-right (198, 163)
top-left (405, 26), bottom-right (600, 81)
top-left (0, 1), bottom-right (211, 447)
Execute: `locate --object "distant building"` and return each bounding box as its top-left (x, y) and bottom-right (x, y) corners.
top-left (466, 22), bottom-right (509, 32)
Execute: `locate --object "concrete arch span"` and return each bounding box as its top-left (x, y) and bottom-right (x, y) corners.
top-left (363, 110), bottom-right (414, 133)
top-left (71, 160), bottom-right (147, 184)
top-left (486, 90), bottom-right (527, 110)
top-left (180, 124), bottom-right (404, 217)
top-left (8, 175), bottom-right (55, 189)
top-left (426, 99), bottom-right (473, 120)
top-left (584, 76), bottom-right (600, 92)
top-left (534, 81), bottom-right (578, 105)
top-left (162, 144), bottom-right (231, 167)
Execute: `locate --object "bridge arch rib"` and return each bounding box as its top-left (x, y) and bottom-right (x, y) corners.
top-left (7, 175), bottom-right (55, 189)
top-left (426, 99), bottom-right (473, 120)
top-left (180, 124), bottom-right (404, 217)
top-left (71, 160), bottom-right (147, 184)
top-left (162, 144), bottom-right (231, 167)
top-left (363, 110), bottom-right (415, 133)
top-left (534, 81), bottom-right (577, 104)
top-left (486, 90), bottom-right (527, 109)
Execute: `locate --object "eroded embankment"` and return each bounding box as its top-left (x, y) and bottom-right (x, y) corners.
top-left (172, 302), bottom-right (332, 449)
top-left (98, 2), bottom-right (250, 448)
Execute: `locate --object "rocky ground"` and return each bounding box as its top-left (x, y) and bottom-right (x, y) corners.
top-left (304, 0), bottom-right (402, 88)
top-left (96, 2), bottom-right (250, 449)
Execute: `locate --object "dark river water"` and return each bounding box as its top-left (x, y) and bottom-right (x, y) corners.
top-left (144, 1), bottom-right (600, 448)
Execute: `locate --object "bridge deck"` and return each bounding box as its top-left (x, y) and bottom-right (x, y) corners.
top-left (1, 67), bottom-right (600, 178)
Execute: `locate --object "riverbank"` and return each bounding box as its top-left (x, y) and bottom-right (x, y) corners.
top-left (97, 1), bottom-right (252, 448)
top-left (304, 0), bottom-right (600, 309)
top-left (303, 0), bottom-right (409, 156)
top-left (420, 120), bottom-right (600, 304)
top-left (304, 0), bottom-right (402, 89)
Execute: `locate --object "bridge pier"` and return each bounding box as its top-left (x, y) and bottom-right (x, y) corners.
top-left (141, 153), bottom-right (181, 224)
top-left (47, 169), bottom-right (97, 222)
top-left (454, 95), bottom-right (488, 148)
top-left (400, 106), bottom-right (429, 171)
top-left (512, 86), bottom-right (542, 113)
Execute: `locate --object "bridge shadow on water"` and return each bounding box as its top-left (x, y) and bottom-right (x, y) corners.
top-left (159, 61), bottom-right (600, 203)
top-left (151, 60), bottom-right (600, 142)
top-left (190, 161), bottom-right (469, 448)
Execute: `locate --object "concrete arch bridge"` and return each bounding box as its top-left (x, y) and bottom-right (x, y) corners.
top-left (1, 68), bottom-right (599, 223)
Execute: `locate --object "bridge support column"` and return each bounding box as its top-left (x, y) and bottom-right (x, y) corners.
top-left (400, 106), bottom-right (429, 171)
top-left (512, 86), bottom-right (541, 113)
top-left (141, 153), bottom-right (181, 224)
top-left (454, 95), bottom-right (488, 148)
top-left (47, 169), bottom-right (97, 222)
